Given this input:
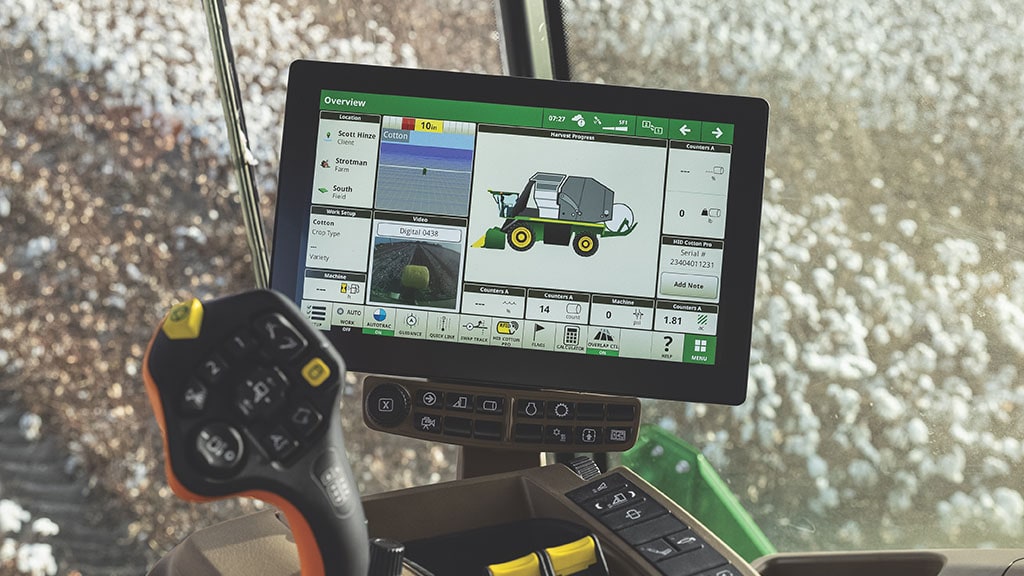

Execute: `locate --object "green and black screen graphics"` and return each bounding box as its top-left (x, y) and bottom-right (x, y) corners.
top-left (271, 61), bottom-right (768, 404)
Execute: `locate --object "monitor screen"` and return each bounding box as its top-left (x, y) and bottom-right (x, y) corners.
top-left (271, 61), bottom-right (768, 404)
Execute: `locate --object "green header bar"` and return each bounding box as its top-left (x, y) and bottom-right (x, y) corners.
top-left (321, 90), bottom-right (541, 127)
top-left (669, 119), bottom-right (702, 142)
top-left (636, 116), bottom-right (669, 138)
top-left (320, 90), bottom-right (733, 144)
top-left (543, 108), bottom-right (635, 136)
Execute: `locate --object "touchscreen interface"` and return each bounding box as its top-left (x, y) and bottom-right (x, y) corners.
top-left (271, 62), bottom-right (768, 403)
top-left (299, 91), bottom-right (734, 366)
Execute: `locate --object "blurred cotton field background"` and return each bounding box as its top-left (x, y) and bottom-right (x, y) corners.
top-left (2, 0), bottom-right (1024, 573)
top-left (0, 1), bottom-right (498, 573)
top-left (561, 0), bottom-right (1024, 552)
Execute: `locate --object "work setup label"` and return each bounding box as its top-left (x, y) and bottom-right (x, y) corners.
top-left (305, 206), bottom-right (372, 271)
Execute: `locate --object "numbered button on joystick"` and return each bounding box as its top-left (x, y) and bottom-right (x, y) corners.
top-left (254, 313), bottom-right (307, 361)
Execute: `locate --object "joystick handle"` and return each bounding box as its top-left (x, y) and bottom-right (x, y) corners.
top-left (142, 290), bottom-right (369, 576)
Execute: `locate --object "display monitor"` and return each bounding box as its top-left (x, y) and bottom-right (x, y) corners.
top-left (271, 61), bottom-right (768, 404)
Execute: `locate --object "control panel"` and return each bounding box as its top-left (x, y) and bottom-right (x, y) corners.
top-left (362, 376), bottom-right (641, 451)
top-left (568, 474), bottom-right (742, 576)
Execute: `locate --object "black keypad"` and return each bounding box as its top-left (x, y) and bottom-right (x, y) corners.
top-left (510, 397), bottom-right (636, 448)
top-left (373, 383), bottom-right (638, 450)
top-left (568, 475), bottom-right (731, 576)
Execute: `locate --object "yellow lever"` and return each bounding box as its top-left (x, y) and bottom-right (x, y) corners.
top-left (544, 536), bottom-right (597, 576)
top-left (487, 551), bottom-right (544, 576)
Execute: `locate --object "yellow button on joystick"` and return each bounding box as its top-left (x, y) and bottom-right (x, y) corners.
top-left (301, 357), bottom-right (331, 387)
top-left (162, 298), bottom-right (204, 340)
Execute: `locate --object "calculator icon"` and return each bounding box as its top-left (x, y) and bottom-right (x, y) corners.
top-left (563, 326), bottom-right (580, 346)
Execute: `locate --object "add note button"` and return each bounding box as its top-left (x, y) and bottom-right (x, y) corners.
top-left (659, 273), bottom-right (719, 300)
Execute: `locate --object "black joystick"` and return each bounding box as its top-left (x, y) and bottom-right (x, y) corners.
top-left (142, 289), bottom-right (369, 576)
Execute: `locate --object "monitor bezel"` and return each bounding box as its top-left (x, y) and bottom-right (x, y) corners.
top-left (271, 60), bottom-right (769, 405)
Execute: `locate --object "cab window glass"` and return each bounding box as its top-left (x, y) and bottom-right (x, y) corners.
top-left (0, 1), bottom-right (499, 570)
top-left (561, 0), bottom-right (1024, 551)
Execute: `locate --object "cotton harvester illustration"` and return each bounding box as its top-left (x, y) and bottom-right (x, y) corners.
top-left (471, 172), bottom-right (637, 257)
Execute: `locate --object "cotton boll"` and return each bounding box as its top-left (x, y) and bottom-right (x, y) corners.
top-left (869, 204), bottom-right (887, 226)
top-left (982, 457), bottom-right (1010, 478)
top-left (871, 324), bottom-right (891, 345)
top-left (16, 543), bottom-right (57, 576)
top-left (906, 417), bottom-right (929, 445)
top-left (847, 459), bottom-right (878, 485)
top-left (897, 219), bottom-right (917, 238)
top-left (938, 448), bottom-right (967, 484)
top-left (1000, 438), bottom-right (1023, 461)
top-left (869, 387), bottom-right (905, 421)
top-left (18, 413), bottom-right (42, 442)
top-left (0, 500), bottom-right (32, 535)
top-left (992, 488), bottom-right (1024, 527)
top-left (30, 518), bottom-right (59, 538)
top-left (0, 539), bottom-right (16, 564)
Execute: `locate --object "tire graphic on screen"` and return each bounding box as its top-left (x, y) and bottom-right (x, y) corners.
top-left (508, 225), bottom-right (535, 251)
top-left (573, 231), bottom-right (599, 257)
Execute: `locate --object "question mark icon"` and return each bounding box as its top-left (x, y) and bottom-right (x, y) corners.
top-left (663, 335), bottom-right (673, 352)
